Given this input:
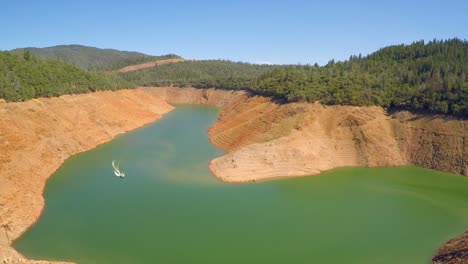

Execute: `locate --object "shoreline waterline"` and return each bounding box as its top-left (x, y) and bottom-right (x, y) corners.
top-left (13, 105), bottom-right (468, 264)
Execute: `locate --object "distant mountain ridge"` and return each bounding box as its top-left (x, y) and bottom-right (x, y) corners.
top-left (10, 44), bottom-right (181, 69)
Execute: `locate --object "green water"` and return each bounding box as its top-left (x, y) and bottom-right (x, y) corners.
top-left (14, 105), bottom-right (468, 264)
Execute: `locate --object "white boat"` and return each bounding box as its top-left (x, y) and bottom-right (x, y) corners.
top-left (112, 160), bottom-right (125, 178)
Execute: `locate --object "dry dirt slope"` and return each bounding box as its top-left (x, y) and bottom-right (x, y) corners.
top-left (392, 111), bottom-right (467, 176)
top-left (207, 98), bottom-right (410, 182)
top-left (0, 89), bottom-right (173, 263)
top-left (210, 104), bottom-right (467, 182)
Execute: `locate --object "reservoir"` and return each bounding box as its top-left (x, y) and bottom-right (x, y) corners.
top-left (13, 105), bottom-right (468, 264)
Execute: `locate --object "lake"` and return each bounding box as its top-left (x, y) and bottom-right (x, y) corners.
top-left (13, 105), bottom-right (468, 264)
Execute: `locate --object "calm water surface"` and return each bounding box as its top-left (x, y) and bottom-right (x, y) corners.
top-left (14, 105), bottom-right (468, 264)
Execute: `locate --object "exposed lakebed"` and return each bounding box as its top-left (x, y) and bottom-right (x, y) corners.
top-left (14, 105), bottom-right (468, 264)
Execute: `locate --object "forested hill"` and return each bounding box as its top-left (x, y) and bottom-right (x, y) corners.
top-left (10, 45), bottom-right (180, 69)
top-left (0, 51), bottom-right (132, 101)
top-left (250, 39), bottom-right (468, 116)
top-left (120, 38), bottom-right (467, 117)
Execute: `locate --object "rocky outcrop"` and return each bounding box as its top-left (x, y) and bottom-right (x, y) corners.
top-left (432, 231), bottom-right (468, 263)
top-left (0, 89), bottom-right (173, 263)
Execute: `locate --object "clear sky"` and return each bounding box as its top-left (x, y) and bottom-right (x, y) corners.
top-left (2, 0), bottom-right (467, 64)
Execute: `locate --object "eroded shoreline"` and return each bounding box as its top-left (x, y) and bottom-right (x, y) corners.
top-left (1, 87), bottom-right (466, 263)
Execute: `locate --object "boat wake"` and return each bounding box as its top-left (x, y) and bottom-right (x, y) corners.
top-left (112, 160), bottom-right (125, 178)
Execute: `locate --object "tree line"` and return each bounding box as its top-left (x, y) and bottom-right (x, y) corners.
top-left (249, 39), bottom-right (468, 116)
top-left (120, 39), bottom-right (468, 117)
top-left (1, 39), bottom-right (466, 117)
top-left (120, 59), bottom-right (279, 89)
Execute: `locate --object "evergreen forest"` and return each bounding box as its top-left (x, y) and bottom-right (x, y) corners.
top-left (1, 39), bottom-right (467, 117)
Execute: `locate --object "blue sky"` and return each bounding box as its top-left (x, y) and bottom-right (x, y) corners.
top-left (2, 0), bottom-right (467, 64)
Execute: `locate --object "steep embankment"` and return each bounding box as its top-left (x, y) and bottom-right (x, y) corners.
top-left (0, 90), bottom-right (173, 263)
top-left (392, 111), bottom-right (467, 176)
top-left (143, 87), bottom-right (467, 182)
top-left (209, 99), bottom-right (467, 182)
top-left (117, 58), bottom-right (184, 73)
